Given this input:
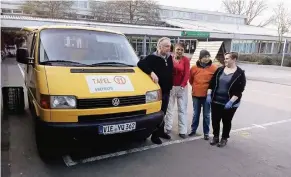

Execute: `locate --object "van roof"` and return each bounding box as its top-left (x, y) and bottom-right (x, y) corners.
top-left (21, 25), bottom-right (124, 36)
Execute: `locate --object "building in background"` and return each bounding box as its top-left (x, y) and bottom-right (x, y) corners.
top-left (1, 0), bottom-right (291, 56)
top-left (0, 1), bottom-right (245, 24)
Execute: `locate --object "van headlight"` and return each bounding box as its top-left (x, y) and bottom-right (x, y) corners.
top-left (50, 96), bottom-right (77, 109)
top-left (146, 90), bottom-right (161, 103)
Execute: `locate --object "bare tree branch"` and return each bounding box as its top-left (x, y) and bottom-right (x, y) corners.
top-left (89, 0), bottom-right (120, 22)
top-left (257, 16), bottom-right (274, 27)
top-left (21, 0), bottom-right (74, 18)
top-left (271, 2), bottom-right (291, 53)
top-left (222, 0), bottom-right (267, 25)
top-left (89, 0), bottom-right (161, 24)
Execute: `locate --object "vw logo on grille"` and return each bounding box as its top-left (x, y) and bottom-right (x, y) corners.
top-left (112, 98), bottom-right (120, 106)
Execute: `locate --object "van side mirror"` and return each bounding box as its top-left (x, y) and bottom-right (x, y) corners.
top-left (16, 48), bottom-right (34, 65)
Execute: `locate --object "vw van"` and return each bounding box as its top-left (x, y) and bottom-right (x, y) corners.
top-left (16, 25), bottom-right (163, 161)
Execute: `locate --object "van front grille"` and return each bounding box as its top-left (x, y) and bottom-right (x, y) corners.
top-left (78, 110), bottom-right (146, 123)
top-left (77, 95), bottom-right (146, 109)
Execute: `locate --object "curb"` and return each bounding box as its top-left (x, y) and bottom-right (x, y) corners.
top-left (238, 61), bottom-right (259, 65)
top-left (247, 77), bottom-right (291, 86)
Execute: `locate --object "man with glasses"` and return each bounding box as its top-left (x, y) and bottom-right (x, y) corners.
top-left (137, 37), bottom-right (174, 144)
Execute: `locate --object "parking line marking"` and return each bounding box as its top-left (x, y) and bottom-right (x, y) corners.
top-left (252, 124), bottom-right (266, 129)
top-left (63, 118), bottom-right (291, 167)
top-left (17, 64), bottom-right (24, 78)
top-left (261, 119), bottom-right (291, 126)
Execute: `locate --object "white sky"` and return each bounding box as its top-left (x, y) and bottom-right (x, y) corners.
top-left (157, 0), bottom-right (291, 26)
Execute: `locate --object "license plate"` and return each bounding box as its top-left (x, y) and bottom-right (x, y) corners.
top-left (100, 122), bottom-right (136, 135)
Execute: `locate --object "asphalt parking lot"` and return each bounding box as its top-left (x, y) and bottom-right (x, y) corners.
top-left (1, 58), bottom-right (291, 177)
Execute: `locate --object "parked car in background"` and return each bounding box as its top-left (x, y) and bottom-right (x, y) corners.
top-left (1, 48), bottom-right (8, 60)
top-left (7, 45), bottom-right (16, 57)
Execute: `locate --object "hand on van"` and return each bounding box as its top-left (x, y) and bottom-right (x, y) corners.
top-left (150, 72), bottom-right (159, 83)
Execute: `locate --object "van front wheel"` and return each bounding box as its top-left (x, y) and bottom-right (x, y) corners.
top-left (35, 122), bottom-right (58, 163)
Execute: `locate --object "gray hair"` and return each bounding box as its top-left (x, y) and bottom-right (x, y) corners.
top-left (157, 37), bottom-right (171, 49)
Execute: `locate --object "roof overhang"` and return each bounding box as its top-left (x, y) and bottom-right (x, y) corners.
top-left (2, 15), bottom-right (291, 41)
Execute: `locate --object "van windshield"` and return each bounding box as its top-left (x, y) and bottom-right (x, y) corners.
top-left (38, 28), bottom-right (139, 66)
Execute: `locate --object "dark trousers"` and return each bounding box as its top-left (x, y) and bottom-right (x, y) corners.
top-left (152, 92), bottom-right (170, 137)
top-left (211, 103), bottom-right (237, 139)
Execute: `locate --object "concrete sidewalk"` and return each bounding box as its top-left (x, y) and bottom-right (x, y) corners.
top-left (238, 63), bottom-right (291, 86)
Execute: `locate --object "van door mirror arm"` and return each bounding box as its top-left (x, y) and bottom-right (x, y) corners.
top-left (27, 57), bottom-right (35, 66)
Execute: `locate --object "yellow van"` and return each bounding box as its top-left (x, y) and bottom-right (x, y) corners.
top-left (16, 25), bottom-right (163, 161)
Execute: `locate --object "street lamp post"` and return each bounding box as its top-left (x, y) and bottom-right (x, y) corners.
top-left (281, 39), bottom-right (287, 67)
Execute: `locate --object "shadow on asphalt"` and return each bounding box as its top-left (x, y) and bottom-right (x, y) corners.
top-left (3, 107), bottom-right (156, 166)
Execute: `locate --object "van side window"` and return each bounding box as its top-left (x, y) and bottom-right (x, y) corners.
top-left (31, 33), bottom-right (37, 58)
top-left (26, 33), bottom-right (34, 56)
top-left (26, 33), bottom-right (34, 73)
top-left (26, 33), bottom-right (36, 73)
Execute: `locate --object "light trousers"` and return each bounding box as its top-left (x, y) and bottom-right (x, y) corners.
top-left (164, 86), bottom-right (188, 134)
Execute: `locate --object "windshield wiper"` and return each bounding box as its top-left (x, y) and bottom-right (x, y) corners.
top-left (90, 62), bottom-right (135, 67)
top-left (40, 60), bottom-right (89, 66)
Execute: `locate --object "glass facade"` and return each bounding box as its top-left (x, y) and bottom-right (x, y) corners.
top-left (231, 40), bottom-right (291, 54)
top-left (179, 39), bottom-right (197, 54)
top-left (127, 36), bottom-right (197, 56)
top-left (160, 9), bottom-right (245, 24)
top-left (128, 36), bottom-right (160, 56)
top-left (73, 1), bottom-right (88, 9)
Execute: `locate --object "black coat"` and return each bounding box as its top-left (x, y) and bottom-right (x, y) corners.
top-left (209, 66), bottom-right (246, 105)
top-left (137, 53), bottom-right (173, 94)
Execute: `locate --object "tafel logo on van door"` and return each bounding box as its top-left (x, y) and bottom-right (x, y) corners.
top-left (114, 76), bottom-right (126, 84)
top-left (86, 75), bottom-right (134, 93)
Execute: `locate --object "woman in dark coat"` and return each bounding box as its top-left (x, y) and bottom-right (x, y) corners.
top-left (206, 52), bottom-right (246, 147)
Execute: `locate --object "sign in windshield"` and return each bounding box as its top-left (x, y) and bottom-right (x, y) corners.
top-left (39, 29), bottom-right (139, 66)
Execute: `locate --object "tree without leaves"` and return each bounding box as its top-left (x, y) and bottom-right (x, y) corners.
top-left (89, 0), bottom-right (120, 22)
top-left (134, 0), bottom-right (161, 24)
top-left (117, 0), bottom-right (161, 24)
top-left (89, 0), bottom-right (101, 18)
top-left (271, 2), bottom-right (291, 53)
top-left (89, 0), bottom-right (161, 25)
top-left (222, 0), bottom-right (267, 25)
top-left (257, 17), bottom-right (274, 27)
top-left (21, 1), bottom-right (75, 18)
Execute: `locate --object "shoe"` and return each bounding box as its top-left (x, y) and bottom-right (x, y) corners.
top-left (151, 135), bottom-right (162, 144)
top-left (165, 129), bottom-right (171, 134)
top-left (160, 132), bottom-right (171, 140)
top-left (204, 134), bottom-right (209, 140)
top-left (179, 134), bottom-right (186, 139)
top-left (217, 139), bottom-right (228, 147)
top-left (188, 132), bottom-right (196, 137)
top-left (210, 137), bottom-right (219, 146)
top-left (189, 132), bottom-right (202, 137)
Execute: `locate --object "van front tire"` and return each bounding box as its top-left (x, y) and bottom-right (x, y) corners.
top-left (35, 122), bottom-right (59, 163)
top-left (30, 96), bottom-right (59, 163)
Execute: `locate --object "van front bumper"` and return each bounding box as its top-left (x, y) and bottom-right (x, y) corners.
top-left (36, 111), bottom-right (164, 141)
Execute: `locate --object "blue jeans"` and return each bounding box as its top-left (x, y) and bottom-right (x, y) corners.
top-left (191, 96), bottom-right (211, 135)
